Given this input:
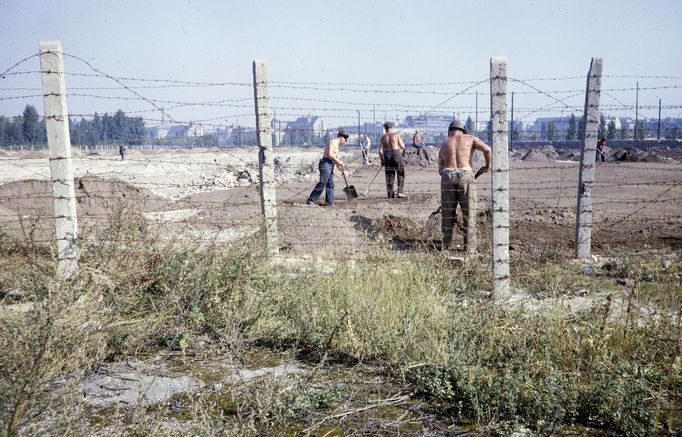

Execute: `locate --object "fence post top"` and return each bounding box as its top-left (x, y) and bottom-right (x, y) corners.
top-left (40, 41), bottom-right (62, 52)
top-left (490, 56), bottom-right (507, 64)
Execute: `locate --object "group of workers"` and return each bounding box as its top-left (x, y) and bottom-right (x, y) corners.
top-left (306, 120), bottom-right (492, 254)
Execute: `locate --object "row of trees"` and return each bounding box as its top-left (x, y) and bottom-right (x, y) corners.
top-left (0, 105), bottom-right (147, 148)
top-left (513, 114), bottom-right (679, 142)
top-left (69, 110), bottom-right (146, 146)
top-left (0, 105), bottom-right (48, 146)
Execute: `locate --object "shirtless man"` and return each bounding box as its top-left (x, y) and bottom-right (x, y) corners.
top-left (379, 121), bottom-right (407, 198)
top-left (412, 130), bottom-right (428, 161)
top-left (438, 120), bottom-right (492, 253)
top-left (307, 131), bottom-right (348, 206)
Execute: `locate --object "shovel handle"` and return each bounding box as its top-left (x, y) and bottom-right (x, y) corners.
top-left (339, 165), bottom-right (350, 186)
top-left (363, 166), bottom-right (383, 196)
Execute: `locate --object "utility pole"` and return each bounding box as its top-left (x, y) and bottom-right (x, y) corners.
top-left (635, 81), bottom-right (639, 141)
top-left (657, 98), bottom-right (662, 142)
top-left (236, 116), bottom-right (241, 147)
top-left (357, 110), bottom-right (361, 138)
top-left (373, 104), bottom-right (376, 142)
top-left (475, 90), bottom-right (479, 136)
top-left (510, 92), bottom-right (515, 151)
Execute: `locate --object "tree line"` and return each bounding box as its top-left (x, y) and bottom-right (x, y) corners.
top-left (0, 105), bottom-right (147, 147)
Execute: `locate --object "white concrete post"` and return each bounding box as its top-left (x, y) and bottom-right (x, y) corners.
top-left (490, 57), bottom-right (510, 299)
top-left (575, 58), bottom-right (603, 260)
top-left (40, 42), bottom-right (79, 278)
top-left (252, 60), bottom-right (279, 258)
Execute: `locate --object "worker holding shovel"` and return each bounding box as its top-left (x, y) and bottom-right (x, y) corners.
top-left (438, 120), bottom-right (491, 254)
top-left (307, 131), bottom-right (349, 206)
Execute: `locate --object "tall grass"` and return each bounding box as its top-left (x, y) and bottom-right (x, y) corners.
top-left (0, 220), bottom-right (679, 435)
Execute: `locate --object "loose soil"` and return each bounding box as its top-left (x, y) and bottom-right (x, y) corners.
top-left (1, 146), bottom-right (680, 254)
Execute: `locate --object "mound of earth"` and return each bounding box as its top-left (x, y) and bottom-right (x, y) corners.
top-left (557, 149), bottom-right (580, 161)
top-left (21, 151), bottom-right (49, 159)
top-left (510, 149), bottom-right (528, 161)
top-left (401, 147), bottom-right (437, 166)
top-left (540, 145), bottom-right (558, 155)
top-left (0, 176), bottom-right (167, 219)
top-left (125, 149), bottom-right (144, 157)
top-left (521, 149), bottom-right (553, 162)
top-left (611, 147), bottom-right (670, 163)
top-left (374, 214), bottom-right (424, 242)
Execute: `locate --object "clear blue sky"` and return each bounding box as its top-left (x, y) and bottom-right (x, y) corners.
top-left (1, 0), bottom-right (681, 128)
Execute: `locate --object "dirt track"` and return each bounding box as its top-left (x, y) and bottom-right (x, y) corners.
top-left (1, 146), bottom-right (681, 255)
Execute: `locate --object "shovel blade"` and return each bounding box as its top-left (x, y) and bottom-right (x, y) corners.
top-left (343, 185), bottom-right (359, 200)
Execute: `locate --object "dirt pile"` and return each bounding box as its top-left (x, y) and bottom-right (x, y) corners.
top-left (374, 214), bottom-right (425, 242)
top-left (521, 149), bottom-right (553, 162)
top-left (0, 176), bottom-right (167, 219)
top-left (611, 147), bottom-right (674, 163)
top-left (125, 149), bottom-right (144, 157)
top-left (401, 147), bottom-right (437, 166)
top-left (21, 151), bottom-right (49, 159)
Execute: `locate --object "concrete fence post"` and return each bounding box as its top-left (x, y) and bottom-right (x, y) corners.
top-left (252, 60), bottom-right (279, 258)
top-left (575, 58), bottom-right (603, 260)
top-left (40, 41), bottom-right (79, 278)
top-left (490, 57), bottom-right (510, 299)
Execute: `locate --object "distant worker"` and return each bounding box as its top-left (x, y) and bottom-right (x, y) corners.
top-left (596, 137), bottom-right (606, 162)
top-left (119, 144), bottom-right (127, 160)
top-left (438, 120), bottom-right (491, 254)
top-left (360, 133), bottom-right (371, 165)
top-left (307, 131), bottom-right (348, 206)
top-left (379, 121), bottom-right (407, 198)
top-left (412, 130), bottom-right (429, 161)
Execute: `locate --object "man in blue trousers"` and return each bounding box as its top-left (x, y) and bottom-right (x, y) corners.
top-left (307, 131), bottom-right (348, 206)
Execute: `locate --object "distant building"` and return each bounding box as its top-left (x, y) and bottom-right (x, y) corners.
top-left (285, 116), bottom-right (323, 133)
top-left (404, 113), bottom-right (453, 140)
top-left (164, 123), bottom-right (204, 138)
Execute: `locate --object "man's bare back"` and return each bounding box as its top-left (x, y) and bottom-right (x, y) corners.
top-left (438, 132), bottom-right (492, 175)
top-left (380, 132), bottom-right (405, 152)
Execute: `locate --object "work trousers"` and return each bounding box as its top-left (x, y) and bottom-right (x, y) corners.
top-left (307, 158), bottom-right (335, 205)
top-left (441, 169), bottom-right (477, 253)
top-left (383, 150), bottom-right (405, 198)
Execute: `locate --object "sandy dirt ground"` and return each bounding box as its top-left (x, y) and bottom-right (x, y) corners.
top-left (1, 145), bottom-right (681, 255)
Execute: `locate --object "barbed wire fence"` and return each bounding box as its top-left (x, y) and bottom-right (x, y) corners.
top-left (1, 43), bottom-right (681, 290)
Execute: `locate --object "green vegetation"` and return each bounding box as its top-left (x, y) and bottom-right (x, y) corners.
top-left (0, 222), bottom-right (680, 436)
top-left (0, 105), bottom-right (147, 148)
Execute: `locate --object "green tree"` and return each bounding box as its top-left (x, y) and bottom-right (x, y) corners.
top-left (607, 120), bottom-right (617, 140)
top-left (126, 116), bottom-right (146, 145)
top-left (21, 105), bottom-right (41, 145)
top-left (5, 117), bottom-right (23, 145)
top-left (567, 114), bottom-right (577, 140)
top-left (547, 121), bottom-right (557, 141)
top-left (577, 118), bottom-right (585, 140)
top-left (0, 116), bottom-right (6, 147)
